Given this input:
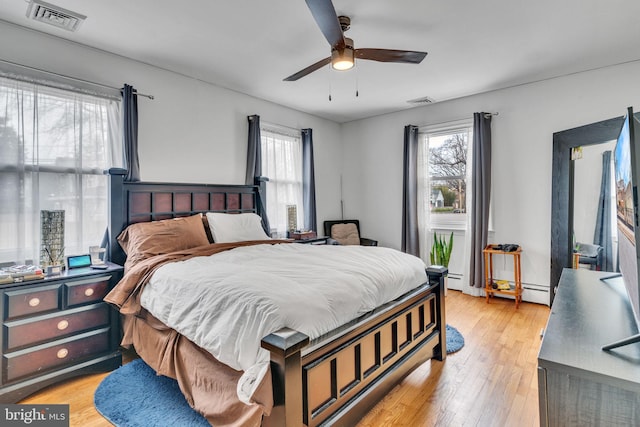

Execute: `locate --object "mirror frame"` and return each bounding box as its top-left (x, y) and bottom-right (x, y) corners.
top-left (550, 115), bottom-right (623, 305)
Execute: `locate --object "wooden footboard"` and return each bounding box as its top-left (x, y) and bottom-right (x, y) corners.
top-left (262, 266), bottom-right (447, 427)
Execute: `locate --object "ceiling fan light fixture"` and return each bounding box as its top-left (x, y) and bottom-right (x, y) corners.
top-left (331, 52), bottom-right (354, 71)
top-left (331, 38), bottom-right (355, 71)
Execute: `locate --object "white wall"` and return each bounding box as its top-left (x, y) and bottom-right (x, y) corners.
top-left (0, 21), bottom-right (344, 227)
top-left (342, 61), bottom-right (640, 304)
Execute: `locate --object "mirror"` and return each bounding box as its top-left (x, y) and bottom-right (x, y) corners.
top-left (550, 116), bottom-right (623, 305)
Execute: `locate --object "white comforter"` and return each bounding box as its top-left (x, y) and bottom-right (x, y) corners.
top-left (140, 243), bottom-right (427, 402)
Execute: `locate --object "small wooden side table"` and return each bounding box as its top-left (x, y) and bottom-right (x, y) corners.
top-left (483, 244), bottom-right (523, 309)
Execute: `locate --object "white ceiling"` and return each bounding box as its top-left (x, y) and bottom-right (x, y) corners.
top-left (2, 0), bottom-right (640, 123)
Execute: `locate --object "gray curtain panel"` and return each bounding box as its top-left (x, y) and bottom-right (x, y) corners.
top-left (301, 128), bottom-right (317, 232)
top-left (469, 113), bottom-right (492, 288)
top-left (246, 115), bottom-right (271, 233)
top-left (246, 115), bottom-right (262, 185)
top-left (402, 125), bottom-right (420, 256)
top-left (122, 84), bottom-right (140, 182)
top-left (593, 150), bottom-right (613, 271)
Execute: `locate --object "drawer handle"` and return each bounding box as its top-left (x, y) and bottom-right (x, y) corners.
top-left (28, 297), bottom-right (40, 307)
top-left (56, 348), bottom-right (68, 359)
top-left (84, 288), bottom-right (95, 297)
top-left (57, 320), bottom-right (69, 330)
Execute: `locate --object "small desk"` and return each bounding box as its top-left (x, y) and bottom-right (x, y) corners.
top-left (483, 244), bottom-right (522, 308)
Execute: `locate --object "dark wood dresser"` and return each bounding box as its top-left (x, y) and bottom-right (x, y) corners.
top-left (538, 268), bottom-right (640, 426)
top-left (0, 263), bottom-right (123, 402)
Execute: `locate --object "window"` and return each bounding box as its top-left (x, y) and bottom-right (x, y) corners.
top-left (0, 76), bottom-right (122, 265)
top-left (260, 124), bottom-right (303, 235)
top-left (420, 120), bottom-right (473, 230)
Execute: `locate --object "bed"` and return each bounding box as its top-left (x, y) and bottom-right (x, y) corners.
top-left (104, 168), bottom-right (447, 427)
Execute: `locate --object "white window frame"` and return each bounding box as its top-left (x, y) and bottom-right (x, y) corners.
top-left (260, 123), bottom-right (304, 236)
top-left (419, 119), bottom-right (473, 231)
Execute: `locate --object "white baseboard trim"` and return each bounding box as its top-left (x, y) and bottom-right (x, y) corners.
top-left (446, 273), bottom-right (463, 291)
top-left (522, 283), bottom-right (550, 305)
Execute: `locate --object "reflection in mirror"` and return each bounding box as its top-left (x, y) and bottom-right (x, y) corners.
top-left (573, 140), bottom-right (617, 272)
top-left (551, 116), bottom-right (623, 305)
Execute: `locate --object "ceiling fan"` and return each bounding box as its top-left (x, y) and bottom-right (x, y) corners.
top-left (283, 0), bottom-right (428, 81)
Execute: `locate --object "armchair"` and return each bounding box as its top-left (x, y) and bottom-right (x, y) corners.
top-left (573, 242), bottom-right (603, 270)
top-left (323, 220), bottom-right (378, 246)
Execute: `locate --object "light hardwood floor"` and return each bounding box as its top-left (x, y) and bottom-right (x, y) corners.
top-left (19, 290), bottom-right (550, 427)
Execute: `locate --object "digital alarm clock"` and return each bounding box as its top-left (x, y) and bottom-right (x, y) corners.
top-left (66, 254), bottom-right (92, 269)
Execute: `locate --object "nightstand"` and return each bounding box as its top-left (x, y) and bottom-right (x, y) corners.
top-left (1, 262), bottom-right (123, 402)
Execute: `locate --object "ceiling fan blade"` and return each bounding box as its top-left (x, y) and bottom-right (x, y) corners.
top-left (305, 0), bottom-right (345, 49)
top-left (283, 57), bottom-right (331, 81)
top-left (355, 48), bottom-right (428, 64)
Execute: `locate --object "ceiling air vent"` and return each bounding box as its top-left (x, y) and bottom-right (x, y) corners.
top-left (407, 96), bottom-right (436, 106)
top-left (26, 0), bottom-right (86, 32)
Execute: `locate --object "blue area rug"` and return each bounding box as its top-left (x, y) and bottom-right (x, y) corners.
top-left (94, 358), bottom-right (209, 427)
top-left (446, 324), bottom-right (465, 354)
top-left (96, 326), bottom-right (465, 426)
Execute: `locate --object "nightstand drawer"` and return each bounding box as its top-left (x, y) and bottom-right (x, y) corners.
top-left (4, 328), bottom-right (111, 383)
top-left (65, 276), bottom-right (111, 307)
top-left (4, 284), bottom-right (61, 320)
top-left (4, 304), bottom-right (110, 351)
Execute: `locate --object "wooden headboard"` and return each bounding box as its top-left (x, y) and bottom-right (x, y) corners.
top-left (107, 169), bottom-right (263, 266)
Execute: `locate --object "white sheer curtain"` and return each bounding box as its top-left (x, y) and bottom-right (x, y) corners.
top-left (0, 76), bottom-right (122, 265)
top-left (260, 124), bottom-right (303, 235)
top-left (417, 133), bottom-right (433, 262)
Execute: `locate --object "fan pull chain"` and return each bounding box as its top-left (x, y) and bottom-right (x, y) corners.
top-left (356, 67), bottom-right (359, 97)
top-left (328, 77), bottom-right (332, 101)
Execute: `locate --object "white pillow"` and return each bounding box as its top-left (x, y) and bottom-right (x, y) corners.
top-left (205, 212), bottom-right (271, 243)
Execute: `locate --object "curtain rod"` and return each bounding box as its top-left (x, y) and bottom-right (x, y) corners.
top-left (0, 58), bottom-right (154, 100)
top-left (433, 112), bottom-right (499, 125)
top-left (417, 112), bottom-right (498, 133)
top-left (439, 112), bottom-right (500, 121)
top-left (261, 121), bottom-right (301, 137)
top-left (453, 112), bottom-right (499, 120)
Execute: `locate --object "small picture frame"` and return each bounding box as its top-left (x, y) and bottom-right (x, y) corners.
top-left (46, 265), bottom-right (62, 276)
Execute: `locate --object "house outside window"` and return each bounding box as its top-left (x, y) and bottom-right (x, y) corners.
top-left (0, 76), bottom-right (122, 265)
top-left (260, 124), bottom-right (304, 236)
top-left (420, 120), bottom-right (473, 230)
